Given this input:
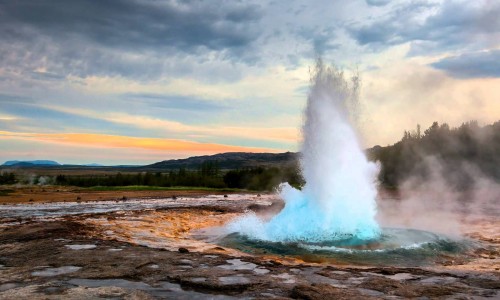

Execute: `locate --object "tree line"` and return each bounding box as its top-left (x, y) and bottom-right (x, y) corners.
top-left (0, 172), bottom-right (16, 184)
top-left (368, 120), bottom-right (500, 189)
top-left (2, 120), bottom-right (499, 191)
top-left (223, 166), bottom-right (303, 190)
top-left (56, 161), bottom-right (225, 188)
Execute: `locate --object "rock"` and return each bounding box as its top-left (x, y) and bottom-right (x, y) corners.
top-left (361, 276), bottom-right (404, 293)
top-left (211, 246), bottom-right (226, 251)
top-left (32, 266), bottom-right (81, 277)
top-left (178, 259), bottom-right (194, 266)
top-left (178, 247), bottom-right (189, 253)
top-left (219, 276), bottom-right (250, 285)
top-left (173, 275), bottom-right (256, 292)
top-left (291, 283), bottom-right (369, 300)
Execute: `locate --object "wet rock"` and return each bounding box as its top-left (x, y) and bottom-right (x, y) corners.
top-left (360, 276), bottom-right (404, 293)
top-left (419, 276), bottom-right (457, 285)
top-left (402, 285), bottom-right (466, 298)
top-left (357, 288), bottom-right (385, 297)
top-left (178, 247), bottom-right (189, 253)
top-left (291, 283), bottom-right (369, 300)
top-left (253, 268), bottom-right (270, 275)
top-left (0, 283), bottom-right (19, 292)
top-left (0, 284), bottom-right (153, 299)
top-left (271, 273), bottom-right (295, 284)
top-left (218, 259), bottom-right (258, 271)
top-left (178, 259), bottom-right (194, 266)
top-left (32, 266), bottom-right (81, 277)
top-left (178, 265), bottom-right (193, 269)
top-left (65, 244), bottom-right (96, 250)
top-left (174, 275), bottom-right (256, 292)
top-left (466, 278), bottom-right (500, 289)
top-left (361, 276), bottom-right (465, 298)
top-left (219, 276), bottom-right (250, 285)
top-left (385, 273), bottom-right (418, 281)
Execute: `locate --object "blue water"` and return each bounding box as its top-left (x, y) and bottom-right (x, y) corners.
top-left (219, 228), bottom-right (473, 266)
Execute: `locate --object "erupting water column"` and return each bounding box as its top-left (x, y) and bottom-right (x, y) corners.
top-left (230, 60), bottom-right (380, 242)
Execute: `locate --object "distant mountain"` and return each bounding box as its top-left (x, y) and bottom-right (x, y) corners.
top-left (2, 160), bottom-right (60, 166)
top-left (145, 152), bottom-right (299, 170)
top-left (82, 163), bottom-right (104, 167)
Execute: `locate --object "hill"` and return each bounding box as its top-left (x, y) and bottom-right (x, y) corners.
top-left (2, 160), bottom-right (60, 167)
top-left (144, 152), bottom-right (298, 170)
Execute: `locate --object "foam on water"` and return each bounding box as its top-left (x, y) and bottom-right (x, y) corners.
top-left (229, 61), bottom-right (380, 242)
top-left (219, 228), bottom-right (472, 266)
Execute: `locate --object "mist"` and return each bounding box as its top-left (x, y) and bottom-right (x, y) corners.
top-left (375, 122), bottom-right (500, 237)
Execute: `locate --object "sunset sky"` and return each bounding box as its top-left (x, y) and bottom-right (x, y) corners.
top-left (1, 0), bottom-right (499, 165)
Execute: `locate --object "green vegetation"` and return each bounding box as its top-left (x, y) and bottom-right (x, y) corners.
top-left (0, 189), bottom-right (14, 196)
top-left (54, 165), bottom-right (302, 192)
top-left (2, 121), bottom-right (498, 191)
top-left (51, 162), bottom-right (301, 191)
top-left (223, 166), bottom-right (303, 190)
top-left (55, 167), bottom-right (226, 189)
top-left (84, 185), bottom-right (241, 192)
top-left (369, 121), bottom-right (500, 189)
top-left (0, 172), bottom-right (16, 185)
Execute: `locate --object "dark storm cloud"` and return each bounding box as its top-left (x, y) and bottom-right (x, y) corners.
top-left (122, 93), bottom-right (227, 111)
top-left (0, 0), bottom-right (262, 51)
top-left (431, 50), bottom-right (500, 79)
top-left (0, 0), bottom-right (263, 80)
top-left (349, 1), bottom-right (500, 54)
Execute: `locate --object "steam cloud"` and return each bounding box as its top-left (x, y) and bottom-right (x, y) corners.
top-left (229, 60), bottom-right (380, 242)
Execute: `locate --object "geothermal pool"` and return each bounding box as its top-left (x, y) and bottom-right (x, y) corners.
top-left (218, 227), bottom-right (474, 267)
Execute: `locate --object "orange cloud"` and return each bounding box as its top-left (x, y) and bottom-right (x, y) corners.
top-left (0, 131), bottom-right (280, 154)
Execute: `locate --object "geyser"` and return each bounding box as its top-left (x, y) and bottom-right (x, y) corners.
top-left (230, 60), bottom-right (380, 242)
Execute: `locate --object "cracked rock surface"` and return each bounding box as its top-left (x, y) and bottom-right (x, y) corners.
top-left (0, 194), bottom-right (498, 299)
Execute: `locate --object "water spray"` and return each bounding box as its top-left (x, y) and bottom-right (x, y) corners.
top-left (230, 60), bottom-right (380, 242)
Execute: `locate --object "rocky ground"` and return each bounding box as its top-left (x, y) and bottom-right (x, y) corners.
top-left (0, 193), bottom-right (498, 299)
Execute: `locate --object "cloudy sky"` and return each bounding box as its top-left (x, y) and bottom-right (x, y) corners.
top-left (1, 0), bottom-right (499, 165)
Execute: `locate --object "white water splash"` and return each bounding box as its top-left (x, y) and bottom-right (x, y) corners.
top-left (229, 60), bottom-right (380, 242)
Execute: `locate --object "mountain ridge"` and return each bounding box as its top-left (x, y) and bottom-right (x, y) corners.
top-left (2, 160), bottom-right (61, 166)
top-left (145, 151), bottom-right (299, 170)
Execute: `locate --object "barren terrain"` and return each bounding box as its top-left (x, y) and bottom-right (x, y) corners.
top-left (0, 188), bottom-right (498, 299)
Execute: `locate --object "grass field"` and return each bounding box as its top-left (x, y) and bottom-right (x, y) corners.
top-left (0, 185), bottom-right (254, 204)
top-left (84, 185), bottom-right (244, 192)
